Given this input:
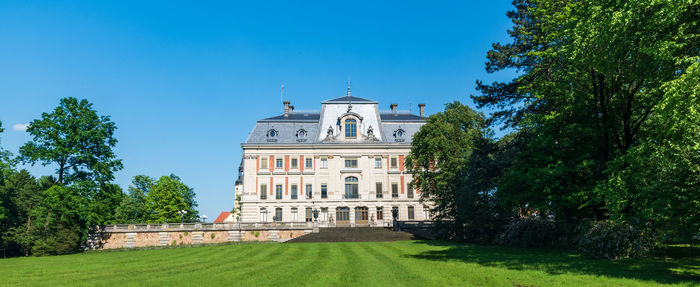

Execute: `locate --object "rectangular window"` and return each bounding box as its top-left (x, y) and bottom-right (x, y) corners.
top-left (321, 184), bottom-right (327, 199)
top-left (376, 182), bottom-right (383, 198)
top-left (260, 208), bottom-right (268, 222)
top-left (377, 207), bottom-right (383, 220)
top-left (276, 158), bottom-right (283, 169)
top-left (424, 206), bottom-right (430, 220)
top-left (375, 157), bottom-right (382, 168)
top-left (407, 185), bottom-right (414, 198)
top-left (275, 207), bottom-right (282, 222)
top-left (291, 158), bottom-right (298, 169)
top-left (276, 184), bottom-right (283, 200)
top-left (305, 158), bottom-right (313, 169)
top-left (320, 158), bottom-right (328, 169)
top-left (344, 159), bottom-right (358, 168)
top-left (291, 208), bottom-right (298, 221)
top-left (260, 157), bottom-right (268, 170)
top-left (390, 157), bottom-right (398, 169)
top-left (392, 206), bottom-right (399, 220)
top-left (408, 206), bottom-right (415, 220)
top-left (392, 183), bottom-right (399, 198)
top-left (291, 184), bottom-right (298, 199)
top-left (305, 207), bottom-right (313, 222)
top-left (305, 184), bottom-right (313, 199)
top-left (321, 208), bottom-right (328, 221)
top-left (260, 184), bottom-right (267, 200)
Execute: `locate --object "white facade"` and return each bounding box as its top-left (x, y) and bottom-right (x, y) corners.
top-left (238, 95), bottom-right (429, 227)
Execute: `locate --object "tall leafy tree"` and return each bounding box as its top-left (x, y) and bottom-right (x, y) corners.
top-left (30, 185), bottom-right (84, 256)
top-left (115, 175), bottom-right (153, 223)
top-left (473, 0), bottom-right (699, 237)
top-left (1, 170), bottom-right (44, 256)
top-left (405, 102), bottom-right (490, 240)
top-left (19, 97), bottom-right (123, 185)
top-left (0, 121), bottom-right (16, 185)
top-left (145, 174), bottom-right (198, 223)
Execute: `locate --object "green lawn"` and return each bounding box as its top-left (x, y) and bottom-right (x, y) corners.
top-left (1, 241), bottom-right (697, 286)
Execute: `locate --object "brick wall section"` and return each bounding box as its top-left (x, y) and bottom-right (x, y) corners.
top-left (399, 155), bottom-right (405, 171)
top-left (300, 155), bottom-right (304, 172)
top-left (400, 176), bottom-right (405, 194)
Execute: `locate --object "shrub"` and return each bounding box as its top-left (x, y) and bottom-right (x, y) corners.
top-left (578, 220), bottom-right (654, 259)
top-left (499, 217), bottom-right (559, 248)
top-left (210, 233), bottom-right (216, 239)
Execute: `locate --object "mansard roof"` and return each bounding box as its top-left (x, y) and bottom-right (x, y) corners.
top-left (259, 112), bottom-right (320, 122)
top-left (380, 112), bottom-right (426, 122)
top-left (322, 96), bottom-right (377, 104)
top-left (243, 96), bottom-right (425, 146)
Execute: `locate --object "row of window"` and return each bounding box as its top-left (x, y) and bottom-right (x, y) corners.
top-left (259, 180), bottom-right (414, 200)
top-left (260, 156), bottom-right (402, 170)
top-left (259, 206), bottom-right (430, 222)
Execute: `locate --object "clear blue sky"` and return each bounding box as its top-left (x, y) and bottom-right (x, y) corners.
top-left (0, 1), bottom-right (516, 221)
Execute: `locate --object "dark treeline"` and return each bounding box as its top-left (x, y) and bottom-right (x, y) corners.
top-left (408, 0), bottom-right (698, 259)
top-left (0, 98), bottom-right (198, 257)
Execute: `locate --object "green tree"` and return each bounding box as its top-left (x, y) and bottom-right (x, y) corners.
top-left (406, 102), bottom-right (492, 241)
top-left (1, 170), bottom-right (44, 256)
top-left (145, 174), bottom-right (198, 223)
top-left (19, 97), bottom-right (123, 185)
top-left (30, 185), bottom-right (84, 256)
top-left (473, 0), bottom-right (699, 240)
top-left (115, 175), bottom-right (153, 223)
top-left (0, 120), bottom-right (17, 185)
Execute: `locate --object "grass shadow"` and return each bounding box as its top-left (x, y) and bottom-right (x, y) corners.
top-left (408, 240), bottom-right (699, 285)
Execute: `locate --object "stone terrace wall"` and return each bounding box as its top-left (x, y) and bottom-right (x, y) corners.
top-left (90, 222), bottom-right (314, 250)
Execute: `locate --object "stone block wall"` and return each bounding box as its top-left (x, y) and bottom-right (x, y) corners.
top-left (94, 227), bottom-right (312, 249)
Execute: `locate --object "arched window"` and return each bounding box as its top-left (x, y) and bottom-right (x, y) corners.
top-left (344, 118), bottom-right (357, 138)
top-left (345, 176), bottom-right (359, 199)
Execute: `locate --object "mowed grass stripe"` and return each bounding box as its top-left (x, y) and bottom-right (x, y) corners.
top-left (250, 243), bottom-right (320, 286)
top-left (352, 242), bottom-right (407, 286)
top-left (368, 241), bottom-right (432, 285)
top-left (223, 243), bottom-right (299, 285)
top-left (2, 241), bottom-right (697, 287)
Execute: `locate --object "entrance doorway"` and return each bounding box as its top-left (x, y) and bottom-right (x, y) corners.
top-left (355, 207), bottom-right (369, 226)
top-left (336, 207), bottom-right (350, 226)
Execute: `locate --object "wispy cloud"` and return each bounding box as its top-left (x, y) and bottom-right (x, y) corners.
top-left (13, 123), bottom-right (29, 131)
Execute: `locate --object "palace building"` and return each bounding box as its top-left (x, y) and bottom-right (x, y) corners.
top-left (238, 90), bottom-right (429, 227)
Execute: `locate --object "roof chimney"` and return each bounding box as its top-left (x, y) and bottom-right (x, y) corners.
top-left (283, 101), bottom-right (290, 117)
top-left (418, 104), bottom-right (425, 117)
top-left (390, 103), bottom-right (398, 114)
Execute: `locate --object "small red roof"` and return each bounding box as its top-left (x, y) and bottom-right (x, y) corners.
top-left (213, 212), bottom-right (232, 223)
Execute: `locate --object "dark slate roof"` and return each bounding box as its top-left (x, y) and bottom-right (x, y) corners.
top-left (380, 112), bottom-right (426, 122)
top-left (322, 96), bottom-right (377, 104)
top-left (258, 112), bottom-right (320, 122)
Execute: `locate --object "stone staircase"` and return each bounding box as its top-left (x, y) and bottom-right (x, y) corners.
top-left (285, 227), bottom-right (416, 243)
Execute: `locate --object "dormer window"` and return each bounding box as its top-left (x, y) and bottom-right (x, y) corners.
top-left (267, 129), bottom-right (278, 138)
top-left (296, 129), bottom-right (307, 138)
top-left (394, 128), bottom-right (405, 138)
top-left (345, 119), bottom-right (357, 138)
